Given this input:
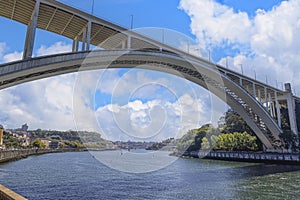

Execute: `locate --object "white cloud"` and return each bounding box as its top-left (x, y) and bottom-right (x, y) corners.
top-left (3, 51), bottom-right (23, 62)
top-left (0, 42), bottom-right (23, 63)
top-left (0, 42), bottom-right (76, 130)
top-left (0, 74), bottom-right (77, 130)
top-left (179, 0), bottom-right (252, 48)
top-left (72, 69), bottom-right (218, 141)
top-left (93, 94), bottom-right (209, 141)
top-left (0, 42), bottom-right (6, 58)
top-left (36, 41), bottom-right (72, 56)
top-left (180, 0), bottom-right (300, 92)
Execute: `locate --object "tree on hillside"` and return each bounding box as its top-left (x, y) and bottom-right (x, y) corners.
top-left (219, 109), bottom-right (263, 150)
top-left (213, 132), bottom-right (258, 151)
top-left (200, 137), bottom-right (210, 150)
top-left (219, 109), bottom-right (254, 135)
top-left (176, 124), bottom-right (217, 152)
top-left (31, 139), bottom-right (46, 148)
top-left (279, 130), bottom-right (298, 151)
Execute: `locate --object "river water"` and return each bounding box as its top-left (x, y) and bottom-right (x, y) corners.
top-left (1, 150), bottom-right (300, 199)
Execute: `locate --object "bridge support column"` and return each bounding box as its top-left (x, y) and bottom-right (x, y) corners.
top-left (121, 41), bottom-right (126, 49)
top-left (258, 89), bottom-right (261, 103)
top-left (23, 0), bottom-right (40, 59)
top-left (72, 37), bottom-right (79, 52)
top-left (252, 83), bottom-right (257, 98)
top-left (127, 36), bottom-right (131, 49)
top-left (275, 91), bottom-right (281, 128)
top-left (269, 93), bottom-right (275, 118)
top-left (82, 27), bottom-right (87, 51)
top-left (285, 83), bottom-right (298, 135)
top-left (264, 87), bottom-right (268, 111)
top-left (86, 21), bottom-right (92, 51)
top-left (246, 85), bottom-right (249, 93)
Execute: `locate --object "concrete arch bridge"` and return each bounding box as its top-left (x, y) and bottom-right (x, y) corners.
top-left (0, 0), bottom-right (300, 150)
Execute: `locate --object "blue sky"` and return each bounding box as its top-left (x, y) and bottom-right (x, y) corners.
top-left (1, 0), bottom-right (299, 141)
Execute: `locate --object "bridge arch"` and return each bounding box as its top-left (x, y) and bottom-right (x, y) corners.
top-left (0, 50), bottom-right (282, 149)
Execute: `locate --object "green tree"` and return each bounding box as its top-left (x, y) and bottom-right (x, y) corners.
top-left (219, 109), bottom-right (263, 150)
top-left (220, 109), bottom-right (254, 135)
top-left (279, 130), bottom-right (298, 151)
top-left (176, 124), bottom-right (213, 152)
top-left (31, 139), bottom-right (46, 148)
top-left (214, 132), bottom-right (258, 151)
top-left (200, 137), bottom-right (210, 150)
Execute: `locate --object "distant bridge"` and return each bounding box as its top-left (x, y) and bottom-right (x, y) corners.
top-left (0, 0), bottom-right (299, 150)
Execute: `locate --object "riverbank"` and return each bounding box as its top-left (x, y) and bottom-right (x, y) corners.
top-left (175, 150), bottom-right (300, 165)
top-left (0, 148), bottom-right (87, 164)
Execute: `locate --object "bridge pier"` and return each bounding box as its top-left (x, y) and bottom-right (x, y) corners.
top-left (285, 83), bottom-right (298, 135)
top-left (86, 21), bottom-right (92, 51)
top-left (127, 36), bottom-right (131, 49)
top-left (252, 83), bottom-right (256, 98)
top-left (82, 27), bottom-right (86, 51)
top-left (79, 21), bottom-right (92, 51)
top-left (23, 0), bottom-right (40, 59)
top-left (72, 37), bottom-right (79, 52)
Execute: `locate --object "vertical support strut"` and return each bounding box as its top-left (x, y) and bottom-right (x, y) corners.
top-left (264, 87), bottom-right (268, 111)
top-left (269, 93), bottom-right (274, 117)
top-left (127, 35), bottom-right (131, 49)
top-left (285, 83), bottom-right (298, 135)
top-left (275, 91), bottom-right (281, 128)
top-left (23, 0), bottom-right (40, 59)
top-left (82, 27), bottom-right (87, 51)
top-left (121, 41), bottom-right (126, 49)
top-left (252, 83), bottom-right (256, 98)
top-left (72, 36), bottom-right (79, 52)
top-left (86, 20), bottom-right (92, 51)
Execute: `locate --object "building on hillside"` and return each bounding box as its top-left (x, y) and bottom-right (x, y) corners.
top-left (40, 139), bottom-right (50, 148)
top-left (21, 123), bottom-right (28, 132)
top-left (49, 141), bottom-right (59, 149)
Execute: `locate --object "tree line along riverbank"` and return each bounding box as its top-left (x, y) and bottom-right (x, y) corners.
top-left (174, 109), bottom-right (299, 154)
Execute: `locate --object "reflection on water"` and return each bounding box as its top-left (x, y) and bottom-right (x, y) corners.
top-left (0, 151), bottom-right (300, 199)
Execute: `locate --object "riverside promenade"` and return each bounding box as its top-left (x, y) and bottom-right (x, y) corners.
top-left (187, 150), bottom-right (300, 164)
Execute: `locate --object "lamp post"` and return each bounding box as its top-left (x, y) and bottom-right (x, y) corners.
top-left (91, 0), bottom-right (94, 15)
top-left (130, 15), bottom-right (134, 30)
top-left (239, 64), bottom-right (243, 75)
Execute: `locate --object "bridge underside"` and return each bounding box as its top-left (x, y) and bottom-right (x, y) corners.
top-left (0, 50), bottom-right (284, 150)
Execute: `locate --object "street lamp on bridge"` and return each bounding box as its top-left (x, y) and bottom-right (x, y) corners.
top-left (130, 15), bottom-right (134, 30)
top-left (238, 64), bottom-right (243, 75)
